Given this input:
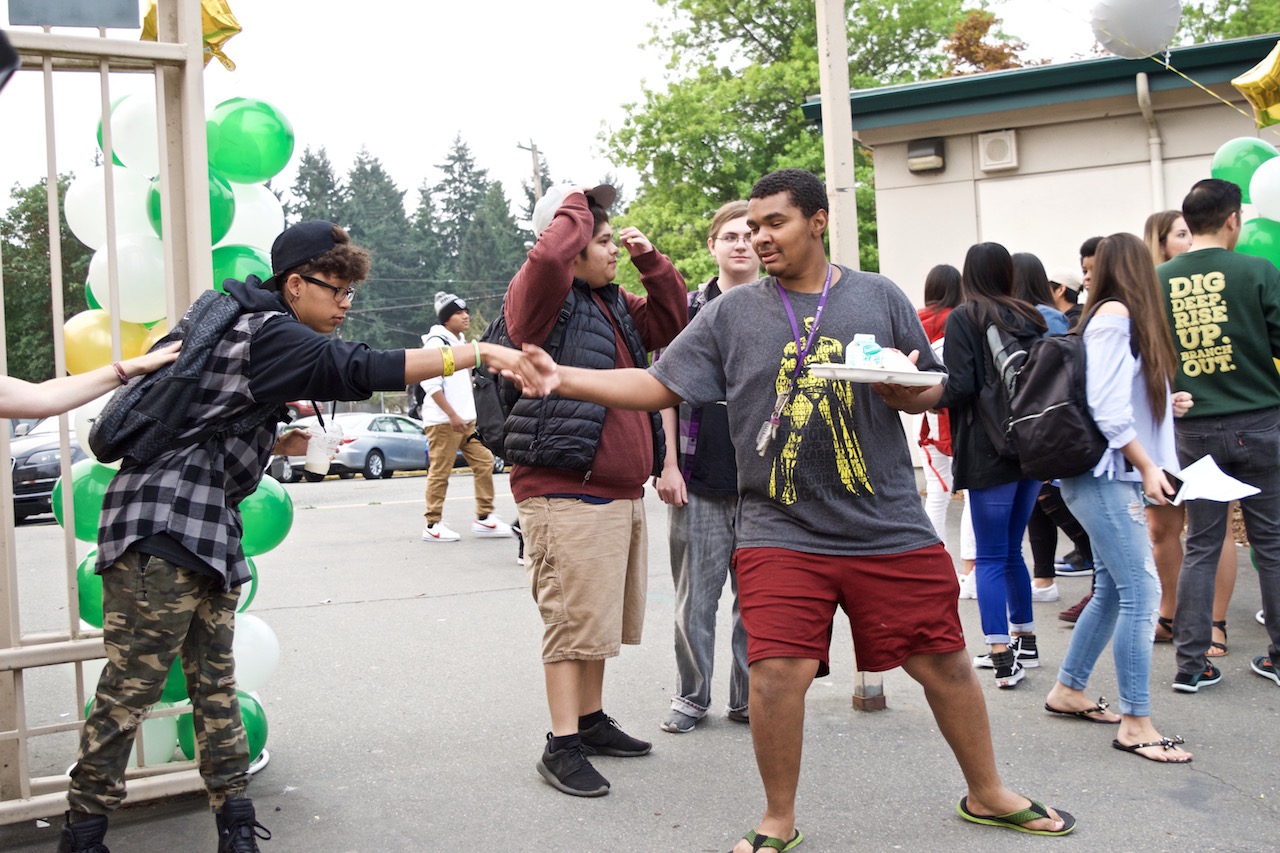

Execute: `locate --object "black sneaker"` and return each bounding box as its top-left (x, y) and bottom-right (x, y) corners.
top-left (580, 715), bottom-right (652, 757)
top-left (58, 812), bottom-right (109, 853)
top-left (537, 735), bottom-right (610, 797)
top-left (991, 649), bottom-right (1024, 688)
top-left (1173, 662), bottom-right (1222, 693)
top-left (973, 637), bottom-right (1039, 669)
top-left (1251, 655), bottom-right (1280, 686)
top-left (216, 798), bottom-right (271, 853)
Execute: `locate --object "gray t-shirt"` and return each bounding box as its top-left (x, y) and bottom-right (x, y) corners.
top-left (650, 266), bottom-right (944, 556)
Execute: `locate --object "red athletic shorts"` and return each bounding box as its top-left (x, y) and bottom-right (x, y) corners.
top-left (733, 543), bottom-right (965, 676)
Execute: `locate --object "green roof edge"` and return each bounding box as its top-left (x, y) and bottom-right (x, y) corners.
top-left (802, 34), bottom-right (1278, 131)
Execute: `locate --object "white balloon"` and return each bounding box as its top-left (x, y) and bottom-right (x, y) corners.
top-left (1251, 157), bottom-right (1280, 221)
top-left (71, 392), bottom-right (122, 469)
top-left (232, 613), bottom-right (280, 693)
top-left (128, 703), bottom-right (180, 767)
top-left (86, 234), bottom-right (168, 325)
top-left (215, 183), bottom-right (285, 252)
top-left (64, 166), bottom-right (155, 250)
top-left (1090, 0), bottom-right (1182, 59)
top-left (110, 95), bottom-right (161, 177)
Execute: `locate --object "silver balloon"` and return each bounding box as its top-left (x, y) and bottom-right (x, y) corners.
top-left (1090, 0), bottom-right (1183, 60)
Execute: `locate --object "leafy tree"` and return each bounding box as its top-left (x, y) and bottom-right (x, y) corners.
top-left (340, 150), bottom-right (418, 349)
top-left (286, 145), bottom-right (345, 225)
top-left (433, 134), bottom-right (492, 278)
top-left (606, 0), bottom-right (971, 280)
top-left (1180, 0), bottom-right (1280, 42)
top-left (0, 175), bottom-right (91, 382)
top-left (945, 8), bottom-right (1039, 74)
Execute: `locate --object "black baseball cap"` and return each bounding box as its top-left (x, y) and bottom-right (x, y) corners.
top-left (261, 220), bottom-right (341, 291)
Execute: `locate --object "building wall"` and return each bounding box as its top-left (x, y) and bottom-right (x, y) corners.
top-left (859, 81), bottom-right (1260, 306)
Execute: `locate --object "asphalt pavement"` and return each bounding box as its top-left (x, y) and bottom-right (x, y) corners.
top-left (3, 471), bottom-right (1279, 852)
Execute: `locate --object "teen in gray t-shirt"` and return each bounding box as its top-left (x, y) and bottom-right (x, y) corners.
top-left (651, 266), bottom-right (945, 557)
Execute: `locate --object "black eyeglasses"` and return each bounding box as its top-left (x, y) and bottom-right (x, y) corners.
top-left (299, 274), bottom-right (356, 303)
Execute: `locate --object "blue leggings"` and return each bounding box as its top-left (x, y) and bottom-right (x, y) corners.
top-left (969, 479), bottom-right (1040, 644)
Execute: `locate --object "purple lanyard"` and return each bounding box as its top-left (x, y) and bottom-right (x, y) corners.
top-left (770, 264), bottom-right (834, 427)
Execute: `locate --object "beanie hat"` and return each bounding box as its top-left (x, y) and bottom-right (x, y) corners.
top-left (435, 291), bottom-right (467, 325)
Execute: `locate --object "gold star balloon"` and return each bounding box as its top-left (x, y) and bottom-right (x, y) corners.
top-left (1234, 39), bottom-right (1280, 129)
top-left (141, 0), bottom-right (242, 71)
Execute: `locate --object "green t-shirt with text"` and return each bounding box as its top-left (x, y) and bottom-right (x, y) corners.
top-left (1158, 246), bottom-right (1280, 418)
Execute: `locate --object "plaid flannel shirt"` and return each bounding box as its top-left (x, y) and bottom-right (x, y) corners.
top-left (96, 310), bottom-right (283, 588)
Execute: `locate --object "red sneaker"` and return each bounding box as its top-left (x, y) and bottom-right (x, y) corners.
top-left (1058, 593), bottom-right (1093, 624)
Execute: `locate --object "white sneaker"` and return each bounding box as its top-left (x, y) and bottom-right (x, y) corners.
top-left (422, 522), bottom-right (460, 542)
top-left (473, 514), bottom-right (514, 538)
top-left (1031, 582), bottom-right (1060, 602)
top-left (957, 572), bottom-right (977, 600)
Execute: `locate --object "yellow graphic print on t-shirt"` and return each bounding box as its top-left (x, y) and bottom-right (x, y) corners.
top-left (769, 321), bottom-right (873, 505)
top-left (1168, 271), bottom-right (1235, 377)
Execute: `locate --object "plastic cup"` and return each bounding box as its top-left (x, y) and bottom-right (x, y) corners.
top-left (303, 424), bottom-right (343, 475)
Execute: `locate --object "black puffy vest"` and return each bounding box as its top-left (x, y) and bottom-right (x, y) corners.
top-left (504, 280), bottom-right (665, 476)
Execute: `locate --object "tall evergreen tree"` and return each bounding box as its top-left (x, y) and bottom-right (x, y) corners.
top-left (433, 134), bottom-right (491, 279)
top-left (457, 182), bottom-right (528, 329)
top-left (340, 149), bottom-right (417, 350)
top-left (1, 175), bottom-right (91, 382)
top-left (407, 181), bottom-right (448, 337)
top-left (286, 145), bottom-right (345, 225)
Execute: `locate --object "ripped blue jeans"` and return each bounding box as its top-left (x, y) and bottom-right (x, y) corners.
top-left (1058, 475), bottom-right (1159, 717)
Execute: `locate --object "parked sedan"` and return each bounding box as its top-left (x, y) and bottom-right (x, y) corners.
top-left (10, 418), bottom-right (87, 520)
top-left (270, 412), bottom-right (428, 481)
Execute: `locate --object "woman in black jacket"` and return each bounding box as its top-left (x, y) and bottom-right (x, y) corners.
top-left (939, 242), bottom-right (1047, 689)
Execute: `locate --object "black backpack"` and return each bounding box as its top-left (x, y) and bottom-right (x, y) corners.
top-left (471, 303), bottom-right (570, 457)
top-left (1008, 328), bottom-right (1110, 481)
top-left (974, 323), bottom-right (1029, 461)
top-left (88, 290), bottom-right (279, 465)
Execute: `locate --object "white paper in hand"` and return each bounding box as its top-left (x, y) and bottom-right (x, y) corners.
top-left (1167, 455), bottom-right (1261, 505)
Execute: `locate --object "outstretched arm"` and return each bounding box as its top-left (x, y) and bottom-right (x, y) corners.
top-left (512, 345), bottom-right (683, 412)
top-left (0, 343), bottom-right (180, 419)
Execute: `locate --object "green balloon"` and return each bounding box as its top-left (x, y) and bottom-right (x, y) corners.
top-left (85, 286), bottom-right (101, 311)
top-left (212, 244), bottom-right (272, 293)
top-left (1237, 218), bottom-right (1280, 268)
top-left (76, 550), bottom-right (103, 628)
top-left (160, 657), bottom-right (189, 703)
top-left (52, 460), bottom-right (118, 543)
top-left (177, 690), bottom-right (267, 762)
top-left (146, 170), bottom-right (236, 244)
top-left (1211, 137), bottom-right (1280, 203)
top-left (95, 95), bottom-right (129, 167)
top-left (206, 98), bottom-right (295, 184)
top-left (239, 476), bottom-right (293, 556)
top-left (238, 557), bottom-right (259, 613)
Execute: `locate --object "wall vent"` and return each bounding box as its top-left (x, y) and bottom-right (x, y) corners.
top-left (978, 129), bottom-right (1018, 172)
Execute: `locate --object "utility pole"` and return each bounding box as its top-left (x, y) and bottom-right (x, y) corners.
top-left (517, 140), bottom-right (542, 201)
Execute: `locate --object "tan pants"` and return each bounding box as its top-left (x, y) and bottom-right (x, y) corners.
top-left (423, 421), bottom-right (495, 524)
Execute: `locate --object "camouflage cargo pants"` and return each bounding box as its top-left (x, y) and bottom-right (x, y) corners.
top-left (68, 551), bottom-right (250, 815)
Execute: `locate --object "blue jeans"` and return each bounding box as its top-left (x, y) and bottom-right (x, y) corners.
top-left (1174, 408), bottom-right (1280, 676)
top-left (969, 479), bottom-right (1040, 644)
top-left (1059, 476), bottom-right (1159, 716)
top-left (668, 494), bottom-right (749, 716)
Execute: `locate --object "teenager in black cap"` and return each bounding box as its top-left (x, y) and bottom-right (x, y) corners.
top-left (59, 221), bottom-right (533, 853)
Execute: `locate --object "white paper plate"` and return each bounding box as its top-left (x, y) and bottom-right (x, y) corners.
top-left (809, 364), bottom-right (945, 387)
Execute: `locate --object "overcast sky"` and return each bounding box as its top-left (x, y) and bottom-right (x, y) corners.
top-left (0, 0), bottom-right (1103, 213)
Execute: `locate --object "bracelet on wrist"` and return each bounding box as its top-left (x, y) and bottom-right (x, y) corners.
top-left (473, 340), bottom-right (482, 370)
top-left (439, 346), bottom-right (455, 377)
top-left (111, 361), bottom-right (129, 385)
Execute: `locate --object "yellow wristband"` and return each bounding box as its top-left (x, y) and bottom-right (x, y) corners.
top-left (439, 346), bottom-right (455, 377)
top-left (473, 340), bottom-right (482, 369)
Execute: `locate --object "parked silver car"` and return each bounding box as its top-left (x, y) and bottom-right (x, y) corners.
top-left (270, 412), bottom-right (428, 482)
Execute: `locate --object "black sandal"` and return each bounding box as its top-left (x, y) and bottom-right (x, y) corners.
top-left (1207, 619), bottom-right (1228, 657)
top-left (1154, 616), bottom-right (1174, 643)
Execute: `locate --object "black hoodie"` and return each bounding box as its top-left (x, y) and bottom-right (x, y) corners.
top-left (225, 276), bottom-right (406, 405)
